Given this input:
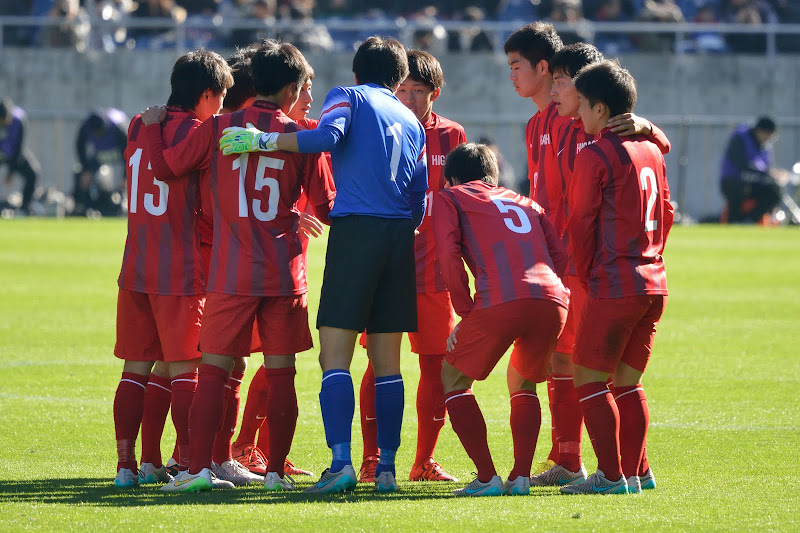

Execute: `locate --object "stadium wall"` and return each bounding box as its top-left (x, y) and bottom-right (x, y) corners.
top-left (2, 48), bottom-right (798, 220)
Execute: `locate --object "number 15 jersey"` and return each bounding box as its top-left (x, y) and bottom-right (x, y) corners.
top-left (432, 181), bottom-right (570, 318)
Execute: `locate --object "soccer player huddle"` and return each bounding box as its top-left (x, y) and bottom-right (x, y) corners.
top-left (111, 21), bottom-right (673, 497)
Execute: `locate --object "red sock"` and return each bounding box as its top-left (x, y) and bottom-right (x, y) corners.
top-left (445, 390), bottom-right (496, 483)
top-left (113, 371), bottom-right (148, 472)
top-left (613, 384), bottom-right (649, 478)
top-left (140, 373), bottom-right (172, 467)
top-left (640, 449), bottom-right (650, 476)
top-left (212, 370), bottom-right (244, 464)
top-left (415, 354), bottom-right (445, 465)
top-left (576, 382), bottom-right (622, 481)
top-left (360, 362), bottom-right (378, 459)
top-left (509, 390), bottom-right (541, 480)
top-left (234, 365), bottom-right (268, 449)
top-left (545, 376), bottom-right (558, 463)
top-left (551, 374), bottom-right (583, 472)
top-left (265, 367), bottom-right (298, 476)
top-left (188, 364), bottom-right (230, 474)
top-left (171, 371), bottom-right (197, 470)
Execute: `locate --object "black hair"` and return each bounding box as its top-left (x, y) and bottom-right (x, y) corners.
top-left (251, 41), bottom-right (312, 97)
top-left (444, 142), bottom-right (499, 186)
top-left (406, 49), bottom-right (444, 91)
top-left (574, 59), bottom-right (637, 118)
top-left (166, 49), bottom-right (234, 110)
top-left (224, 47), bottom-right (259, 111)
top-left (754, 116), bottom-right (777, 134)
top-left (352, 36), bottom-right (409, 89)
top-left (0, 98), bottom-right (13, 121)
top-left (549, 43), bottom-right (604, 78)
top-left (503, 22), bottom-right (563, 68)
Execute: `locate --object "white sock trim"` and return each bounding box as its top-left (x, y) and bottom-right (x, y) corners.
top-left (579, 389), bottom-right (610, 402)
top-left (120, 378), bottom-right (147, 389)
top-left (375, 378), bottom-right (403, 386)
top-left (614, 387), bottom-right (644, 401)
top-left (147, 381), bottom-right (171, 393)
top-left (444, 391), bottom-right (474, 403)
top-left (321, 371), bottom-right (351, 384)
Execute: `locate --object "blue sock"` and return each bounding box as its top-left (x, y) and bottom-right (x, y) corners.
top-left (374, 374), bottom-right (404, 477)
top-left (319, 369), bottom-right (354, 473)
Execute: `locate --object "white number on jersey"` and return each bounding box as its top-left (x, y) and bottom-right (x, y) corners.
top-left (128, 147), bottom-right (169, 216)
top-left (385, 122), bottom-right (403, 182)
top-left (640, 166), bottom-right (658, 232)
top-left (492, 197), bottom-right (532, 234)
top-left (235, 154), bottom-right (283, 221)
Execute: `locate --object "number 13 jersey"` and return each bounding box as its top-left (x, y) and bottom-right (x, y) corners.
top-left (432, 180), bottom-right (570, 318)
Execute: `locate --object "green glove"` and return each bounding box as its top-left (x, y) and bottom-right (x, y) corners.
top-left (219, 122), bottom-right (278, 155)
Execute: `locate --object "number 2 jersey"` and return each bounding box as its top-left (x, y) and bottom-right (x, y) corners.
top-left (146, 100), bottom-right (336, 297)
top-left (568, 129), bottom-right (674, 299)
top-left (432, 180), bottom-right (570, 318)
top-left (119, 109), bottom-right (205, 296)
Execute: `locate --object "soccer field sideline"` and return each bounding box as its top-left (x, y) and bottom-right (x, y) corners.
top-left (0, 220), bottom-right (798, 532)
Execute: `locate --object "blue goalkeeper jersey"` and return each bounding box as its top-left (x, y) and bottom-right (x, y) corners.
top-left (297, 83), bottom-right (428, 220)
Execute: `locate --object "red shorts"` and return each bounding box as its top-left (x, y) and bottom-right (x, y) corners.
top-left (445, 298), bottom-right (567, 383)
top-left (199, 292), bottom-right (313, 357)
top-left (114, 289), bottom-right (204, 362)
top-left (555, 275), bottom-right (588, 355)
top-left (409, 291), bottom-right (457, 355)
top-left (573, 295), bottom-right (666, 374)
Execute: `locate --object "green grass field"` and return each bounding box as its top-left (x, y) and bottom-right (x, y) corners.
top-left (0, 220), bottom-right (798, 532)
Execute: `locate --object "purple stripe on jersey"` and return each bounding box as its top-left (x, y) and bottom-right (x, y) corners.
top-left (273, 227), bottom-right (294, 295)
top-left (134, 226), bottom-right (148, 293)
top-left (607, 134), bottom-right (633, 166)
top-left (224, 221), bottom-right (241, 294)
top-left (173, 116), bottom-right (195, 144)
top-left (587, 145), bottom-right (622, 298)
top-left (208, 117), bottom-right (222, 292)
top-left (129, 118), bottom-right (142, 143)
top-left (157, 223), bottom-right (173, 294)
top-left (518, 239), bottom-right (545, 300)
top-left (448, 188), bottom-right (490, 304)
top-left (491, 240), bottom-right (516, 304)
top-left (248, 222), bottom-right (266, 294)
top-left (182, 176), bottom-right (198, 292)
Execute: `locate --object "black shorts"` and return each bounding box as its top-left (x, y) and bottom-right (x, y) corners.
top-left (317, 215), bottom-right (417, 334)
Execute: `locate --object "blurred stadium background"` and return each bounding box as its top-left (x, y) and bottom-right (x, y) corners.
top-left (1, 0), bottom-right (800, 222)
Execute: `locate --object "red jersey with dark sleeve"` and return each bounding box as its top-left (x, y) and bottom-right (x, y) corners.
top-left (432, 180), bottom-right (569, 319)
top-left (118, 110), bottom-right (205, 295)
top-left (415, 112), bottom-right (467, 294)
top-left (525, 101), bottom-right (572, 219)
top-left (567, 129), bottom-right (674, 299)
top-left (155, 100), bottom-right (335, 297)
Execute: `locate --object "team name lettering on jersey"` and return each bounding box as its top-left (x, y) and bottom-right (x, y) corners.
top-left (431, 154), bottom-right (447, 166)
top-left (540, 133), bottom-right (551, 146)
top-left (576, 139), bottom-right (597, 154)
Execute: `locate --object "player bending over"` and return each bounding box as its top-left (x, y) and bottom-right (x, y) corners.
top-left (433, 143), bottom-right (569, 497)
top-left (112, 49), bottom-right (234, 489)
top-left (143, 41), bottom-right (335, 493)
top-left (562, 60), bottom-right (672, 495)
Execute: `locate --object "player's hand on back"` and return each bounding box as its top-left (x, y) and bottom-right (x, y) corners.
top-left (446, 324), bottom-right (460, 353)
top-left (141, 105), bottom-right (167, 126)
top-left (608, 113), bottom-right (652, 137)
top-left (298, 212), bottom-right (325, 239)
top-left (219, 122), bottom-right (278, 155)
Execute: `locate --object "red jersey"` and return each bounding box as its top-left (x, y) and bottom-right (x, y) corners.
top-left (433, 180), bottom-right (569, 318)
top-left (525, 100), bottom-right (572, 219)
top-left (118, 109), bottom-right (205, 296)
top-left (146, 100), bottom-right (335, 297)
top-left (416, 112), bottom-right (467, 294)
top-left (568, 129), bottom-right (674, 299)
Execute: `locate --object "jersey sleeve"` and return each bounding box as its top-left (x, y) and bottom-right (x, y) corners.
top-left (539, 209), bottom-right (568, 279)
top-left (301, 152), bottom-right (336, 225)
top-left (661, 158), bottom-right (675, 246)
top-left (145, 119), bottom-right (213, 180)
top-left (568, 149), bottom-right (604, 288)
top-left (296, 86), bottom-right (351, 153)
top-left (433, 190), bottom-right (474, 318)
top-left (648, 123), bottom-right (671, 155)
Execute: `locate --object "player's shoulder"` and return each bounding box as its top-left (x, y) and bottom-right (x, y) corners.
top-left (431, 112), bottom-right (465, 134)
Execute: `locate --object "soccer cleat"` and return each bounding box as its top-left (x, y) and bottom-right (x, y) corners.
top-left (209, 469), bottom-right (236, 489)
top-left (114, 468), bottom-right (139, 489)
top-left (627, 475), bottom-right (642, 494)
top-left (138, 462), bottom-right (172, 484)
top-left (283, 458), bottom-right (313, 477)
top-left (640, 468), bottom-right (656, 490)
top-left (264, 472), bottom-right (296, 492)
top-left (303, 465), bottom-right (358, 494)
top-left (504, 476), bottom-right (531, 496)
top-left (409, 459), bottom-right (458, 482)
top-left (530, 463), bottom-right (588, 486)
top-left (559, 469), bottom-right (629, 495)
top-left (358, 455), bottom-right (379, 483)
top-left (452, 475), bottom-right (504, 497)
top-left (531, 459), bottom-right (555, 476)
top-left (160, 468), bottom-right (215, 492)
top-left (375, 471), bottom-right (399, 493)
top-left (212, 459), bottom-right (265, 486)
top-left (231, 444), bottom-right (268, 476)
top-left (165, 457), bottom-right (181, 478)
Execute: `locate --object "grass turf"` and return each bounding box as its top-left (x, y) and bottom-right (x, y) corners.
top-left (0, 220), bottom-right (798, 531)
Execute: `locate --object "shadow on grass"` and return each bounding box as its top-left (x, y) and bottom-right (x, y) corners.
top-left (0, 478), bottom-right (564, 506)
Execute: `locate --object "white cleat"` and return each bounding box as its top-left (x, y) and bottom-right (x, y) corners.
top-left (138, 462), bottom-right (172, 484)
top-left (264, 472), bottom-right (296, 491)
top-left (212, 459), bottom-right (265, 486)
top-left (114, 468), bottom-right (139, 489)
top-left (504, 476), bottom-right (531, 496)
top-left (627, 475), bottom-right (642, 494)
top-left (560, 469), bottom-right (628, 495)
top-left (452, 475), bottom-right (504, 497)
top-left (530, 463), bottom-right (588, 486)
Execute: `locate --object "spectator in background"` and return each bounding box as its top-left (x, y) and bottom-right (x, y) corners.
top-left (688, 2), bottom-right (728, 53)
top-left (446, 5), bottom-right (494, 52)
top-left (73, 108), bottom-right (128, 216)
top-left (224, 0), bottom-right (277, 49)
top-left (773, 0), bottom-right (800, 52)
top-left (719, 116), bottom-right (787, 223)
top-left (0, 98), bottom-right (40, 216)
top-left (128, 0), bottom-right (186, 49)
top-left (545, 0), bottom-right (593, 46)
top-left (721, 0), bottom-right (777, 53)
top-left (590, 0), bottom-right (636, 54)
top-left (40, 0), bottom-right (89, 50)
top-left (276, 0), bottom-right (335, 52)
top-left (635, 0), bottom-right (685, 52)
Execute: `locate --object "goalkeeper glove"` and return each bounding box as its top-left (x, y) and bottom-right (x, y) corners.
top-left (219, 123), bottom-right (278, 155)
